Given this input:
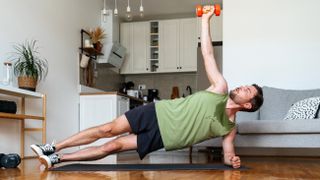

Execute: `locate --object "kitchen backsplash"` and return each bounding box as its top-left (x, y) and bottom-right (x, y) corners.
top-left (81, 64), bottom-right (125, 91)
top-left (125, 73), bottom-right (197, 100)
top-left (81, 66), bottom-right (198, 98)
top-left (81, 48), bottom-right (219, 98)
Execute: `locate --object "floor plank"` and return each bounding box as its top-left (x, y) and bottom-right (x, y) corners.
top-left (1, 151), bottom-right (320, 179)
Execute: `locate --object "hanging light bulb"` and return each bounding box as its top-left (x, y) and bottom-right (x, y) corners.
top-left (126, 0), bottom-right (133, 21)
top-left (114, 0), bottom-right (118, 16)
top-left (102, 0), bottom-right (108, 22)
top-left (139, 0), bottom-right (144, 18)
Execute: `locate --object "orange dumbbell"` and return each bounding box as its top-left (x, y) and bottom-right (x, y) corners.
top-left (196, 4), bottom-right (221, 17)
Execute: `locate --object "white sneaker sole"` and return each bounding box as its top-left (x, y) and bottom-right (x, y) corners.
top-left (30, 144), bottom-right (44, 156)
top-left (39, 155), bottom-right (52, 169)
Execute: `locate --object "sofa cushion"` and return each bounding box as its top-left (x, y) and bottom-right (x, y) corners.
top-left (260, 87), bottom-right (320, 120)
top-left (237, 119), bottom-right (320, 134)
top-left (236, 111), bottom-right (259, 121)
top-left (283, 97), bottom-right (320, 120)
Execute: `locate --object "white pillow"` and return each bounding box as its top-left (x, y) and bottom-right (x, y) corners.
top-left (283, 97), bottom-right (320, 120)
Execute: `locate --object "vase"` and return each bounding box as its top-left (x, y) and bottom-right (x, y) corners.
top-left (93, 41), bottom-right (103, 53)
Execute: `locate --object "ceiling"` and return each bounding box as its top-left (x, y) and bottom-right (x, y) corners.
top-left (105, 0), bottom-right (223, 21)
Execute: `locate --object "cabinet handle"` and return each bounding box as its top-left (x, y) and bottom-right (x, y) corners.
top-left (146, 68), bottom-right (149, 71)
top-left (177, 67), bottom-right (179, 69)
top-left (180, 67), bottom-right (182, 69)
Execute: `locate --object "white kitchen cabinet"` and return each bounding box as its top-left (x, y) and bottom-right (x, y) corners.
top-left (197, 11), bottom-right (223, 42)
top-left (79, 94), bottom-right (129, 163)
top-left (120, 23), bottom-right (132, 74)
top-left (120, 22), bottom-right (149, 74)
top-left (158, 19), bottom-right (180, 72)
top-left (158, 18), bottom-right (197, 73)
top-left (179, 18), bottom-right (197, 72)
top-left (120, 18), bottom-right (198, 74)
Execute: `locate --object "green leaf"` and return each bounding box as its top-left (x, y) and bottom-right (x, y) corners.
top-left (11, 39), bottom-right (48, 82)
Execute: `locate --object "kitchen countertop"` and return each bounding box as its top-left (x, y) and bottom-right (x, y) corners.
top-left (80, 91), bottom-right (148, 103)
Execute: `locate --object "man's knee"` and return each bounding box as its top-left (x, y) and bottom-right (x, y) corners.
top-left (101, 141), bottom-right (122, 153)
top-left (97, 123), bottom-right (113, 138)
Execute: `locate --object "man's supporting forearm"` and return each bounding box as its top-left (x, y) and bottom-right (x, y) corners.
top-left (223, 142), bottom-right (236, 165)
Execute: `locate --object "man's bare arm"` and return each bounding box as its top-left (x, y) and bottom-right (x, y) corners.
top-left (201, 6), bottom-right (227, 94)
top-left (222, 128), bottom-right (241, 168)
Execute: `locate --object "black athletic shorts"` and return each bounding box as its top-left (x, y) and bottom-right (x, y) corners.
top-left (124, 102), bottom-right (164, 159)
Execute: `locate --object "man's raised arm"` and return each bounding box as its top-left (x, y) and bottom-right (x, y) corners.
top-left (201, 5), bottom-right (227, 94)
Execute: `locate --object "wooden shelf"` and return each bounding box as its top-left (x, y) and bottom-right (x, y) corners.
top-left (0, 85), bottom-right (46, 159)
top-left (0, 85), bottom-right (43, 98)
top-left (79, 47), bottom-right (104, 56)
top-left (80, 29), bottom-right (104, 61)
top-left (0, 112), bottom-right (44, 120)
top-left (24, 128), bottom-right (43, 132)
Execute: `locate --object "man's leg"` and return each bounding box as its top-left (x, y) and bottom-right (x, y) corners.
top-left (55, 115), bottom-right (131, 152)
top-left (31, 114), bottom-right (132, 157)
top-left (60, 133), bottom-right (137, 162)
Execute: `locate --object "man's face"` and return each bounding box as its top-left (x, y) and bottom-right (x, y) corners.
top-left (229, 85), bottom-right (258, 106)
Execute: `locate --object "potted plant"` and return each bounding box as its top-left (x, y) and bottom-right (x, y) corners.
top-left (12, 40), bottom-right (48, 91)
top-left (88, 27), bottom-right (106, 53)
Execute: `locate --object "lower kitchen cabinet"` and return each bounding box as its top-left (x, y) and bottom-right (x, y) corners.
top-left (79, 93), bottom-right (129, 163)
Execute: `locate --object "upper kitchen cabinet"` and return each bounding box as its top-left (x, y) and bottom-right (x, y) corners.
top-left (120, 22), bottom-right (149, 74)
top-left (120, 23), bottom-right (132, 74)
top-left (158, 18), bottom-right (197, 73)
top-left (179, 18), bottom-right (198, 72)
top-left (120, 18), bottom-right (197, 74)
top-left (158, 19), bottom-right (180, 72)
top-left (197, 11), bottom-right (223, 42)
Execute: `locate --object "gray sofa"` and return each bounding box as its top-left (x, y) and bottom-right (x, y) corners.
top-left (195, 86), bottom-right (320, 156)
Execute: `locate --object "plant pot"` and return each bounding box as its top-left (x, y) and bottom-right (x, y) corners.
top-left (93, 41), bottom-right (103, 53)
top-left (18, 76), bottom-right (37, 91)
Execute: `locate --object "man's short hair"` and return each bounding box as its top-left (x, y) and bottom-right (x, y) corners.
top-left (242, 84), bottom-right (264, 112)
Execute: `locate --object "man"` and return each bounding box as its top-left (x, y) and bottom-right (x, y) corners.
top-left (31, 5), bottom-right (263, 169)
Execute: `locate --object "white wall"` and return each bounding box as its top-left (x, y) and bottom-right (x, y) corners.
top-left (223, 0), bottom-right (320, 90)
top-left (0, 0), bottom-right (110, 155)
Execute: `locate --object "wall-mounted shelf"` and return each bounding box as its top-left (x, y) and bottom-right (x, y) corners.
top-left (80, 29), bottom-right (104, 60)
top-left (79, 47), bottom-right (103, 56)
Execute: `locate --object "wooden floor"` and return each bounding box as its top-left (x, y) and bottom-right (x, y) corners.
top-left (1, 151), bottom-right (320, 179)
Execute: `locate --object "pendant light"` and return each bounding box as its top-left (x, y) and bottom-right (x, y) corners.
top-left (139, 0), bottom-right (144, 18)
top-left (102, 0), bottom-right (108, 22)
top-left (126, 0), bottom-right (133, 21)
top-left (114, 0), bottom-right (118, 16)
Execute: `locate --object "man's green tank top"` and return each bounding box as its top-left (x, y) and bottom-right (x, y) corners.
top-left (155, 91), bottom-right (235, 151)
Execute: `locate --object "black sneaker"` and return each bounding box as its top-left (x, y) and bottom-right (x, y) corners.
top-left (30, 141), bottom-right (56, 156)
top-left (39, 154), bottom-right (60, 169)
